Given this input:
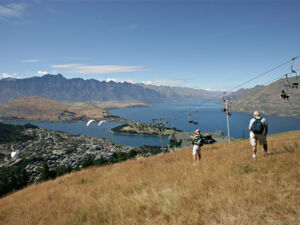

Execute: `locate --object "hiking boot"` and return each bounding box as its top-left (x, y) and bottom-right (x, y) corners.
top-left (252, 154), bottom-right (256, 159)
top-left (264, 151), bottom-right (268, 157)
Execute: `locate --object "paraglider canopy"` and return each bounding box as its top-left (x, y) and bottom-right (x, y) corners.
top-left (98, 120), bottom-right (106, 126)
top-left (87, 119), bottom-right (95, 126)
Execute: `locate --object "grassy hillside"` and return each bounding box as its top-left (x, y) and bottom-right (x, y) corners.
top-left (0, 131), bottom-right (299, 225)
top-left (231, 78), bottom-right (300, 117)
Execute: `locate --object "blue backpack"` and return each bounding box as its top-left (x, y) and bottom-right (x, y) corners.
top-left (252, 118), bottom-right (264, 134)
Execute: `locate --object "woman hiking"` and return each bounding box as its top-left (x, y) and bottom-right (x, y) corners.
top-left (192, 129), bottom-right (203, 162)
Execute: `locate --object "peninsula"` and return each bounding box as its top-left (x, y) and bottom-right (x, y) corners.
top-left (0, 96), bottom-right (147, 123)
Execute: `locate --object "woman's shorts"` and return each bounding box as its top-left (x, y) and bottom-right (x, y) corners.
top-left (193, 145), bottom-right (201, 155)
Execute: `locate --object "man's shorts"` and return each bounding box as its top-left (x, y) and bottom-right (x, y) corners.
top-left (193, 145), bottom-right (201, 155)
top-left (250, 132), bottom-right (267, 147)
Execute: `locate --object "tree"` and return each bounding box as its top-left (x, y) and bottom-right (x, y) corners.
top-left (9, 170), bottom-right (17, 191)
top-left (128, 149), bottom-right (137, 159)
top-left (40, 162), bottom-right (50, 182)
top-left (0, 171), bottom-right (9, 197)
top-left (95, 157), bottom-right (108, 166)
top-left (82, 155), bottom-right (95, 168)
top-left (18, 167), bottom-right (29, 188)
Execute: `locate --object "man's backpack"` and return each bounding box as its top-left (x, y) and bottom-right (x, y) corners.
top-left (252, 118), bottom-right (264, 134)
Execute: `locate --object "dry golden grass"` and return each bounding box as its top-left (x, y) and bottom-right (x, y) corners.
top-left (0, 131), bottom-right (299, 225)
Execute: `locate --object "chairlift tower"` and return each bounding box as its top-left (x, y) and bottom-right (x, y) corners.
top-left (152, 118), bottom-right (168, 153)
top-left (222, 97), bottom-right (232, 143)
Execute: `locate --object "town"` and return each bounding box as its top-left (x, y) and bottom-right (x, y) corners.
top-left (0, 127), bottom-right (136, 184)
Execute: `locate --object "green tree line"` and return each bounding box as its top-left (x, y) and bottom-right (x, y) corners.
top-left (0, 123), bottom-right (38, 144)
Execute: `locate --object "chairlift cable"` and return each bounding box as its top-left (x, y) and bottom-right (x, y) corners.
top-left (166, 57), bottom-right (299, 126)
top-left (262, 68), bottom-right (300, 86)
top-left (213, 57), bottom-right (295, 99)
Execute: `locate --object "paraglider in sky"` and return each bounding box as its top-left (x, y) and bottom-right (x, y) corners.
top-left (87, 119), bottom-right (95, 126)
top-left (86, 119), bottom-right (107, 127)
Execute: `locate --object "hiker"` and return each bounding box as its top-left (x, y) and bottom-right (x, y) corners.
top-left (248, 111), bottom-right (268, 158)
top-left (192, 129), bottom-right (203, 161)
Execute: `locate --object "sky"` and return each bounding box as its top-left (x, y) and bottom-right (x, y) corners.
top-left (0, 0), bottom-right (300, 91)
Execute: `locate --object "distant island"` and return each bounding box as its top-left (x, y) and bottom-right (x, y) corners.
top-left (111, 122), bottom-right (181, 136)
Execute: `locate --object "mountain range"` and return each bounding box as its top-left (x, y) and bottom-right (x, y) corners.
top-left (0, 74), bottom-right (219, 104)
top-left (1, 74), bottom-right (299, 117)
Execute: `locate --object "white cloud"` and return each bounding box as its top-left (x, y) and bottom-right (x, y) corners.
top-left (142, 78), bottom-right (188, 87)
top-left (22, 59), bottom-right (40, 63)
top-left (37, 70), bottom-right (48, 75)
top-left (51, 63), bottom-right (147, 74)
top-left (1, 72), bottom-right (13, 78)
top-left (0, 3), bottom-right (25, 18)
top-left (99, 78), bottom-right (135, 83)
top-left (205, 88), bottom-right (225, 92)
top-left (104, 78), bottom-right (118, 82)
top-left (125, 80), bottom-right (135, 84)
top-left (1, 72), bottom-right (22, 79)
top-left (143, 81), bottom-right (153, 85)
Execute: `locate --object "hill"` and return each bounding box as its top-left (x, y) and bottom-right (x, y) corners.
top-left (139, 83), bottom-right (222, 102)
top-left (0, 74), bottom-right (219, 104)
top-left (224, 85), bottom-right (264, 101)
top-left (0, 96), bottom-right (109, 121)
top-left (0, 130), bottom-right (299, 225)
top-left (231, 78), bottom-right (300, 117)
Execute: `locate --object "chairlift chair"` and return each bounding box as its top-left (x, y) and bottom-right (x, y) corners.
top-left (281, 75), bottom-right (291, 101)
top-left (291, 70), bottom-right (298, 89)
top-left (290, 57), bottom-right (299, 89)
top-left (188, 120), bottom-right (198, 125)
top-left (187, 109), bottom-right (199, 125)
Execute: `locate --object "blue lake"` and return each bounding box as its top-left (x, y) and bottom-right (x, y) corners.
top-left (110, 102), bottom-right (300, 137)
top-left (7, 102), bottom-right (300, 146)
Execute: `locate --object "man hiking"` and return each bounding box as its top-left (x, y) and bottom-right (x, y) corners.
top-left (248, 111), bottom-right (268, 158)
top-left (192, 129), bottom-right (203, 162)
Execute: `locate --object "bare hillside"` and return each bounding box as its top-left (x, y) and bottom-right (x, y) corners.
top-left (0, 96), bottom-right (108, 121)
top-left (231, 78), bottom-right (300, 117)
top-left (0, 130), bottom-right (299, 225)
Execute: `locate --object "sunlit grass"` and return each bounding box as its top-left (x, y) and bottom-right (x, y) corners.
top-left (0, 130), bottom-right (299, 225)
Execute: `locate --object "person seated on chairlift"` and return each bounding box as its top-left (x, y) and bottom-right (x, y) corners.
top-left (281, 90), bottom-right (289, 100)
